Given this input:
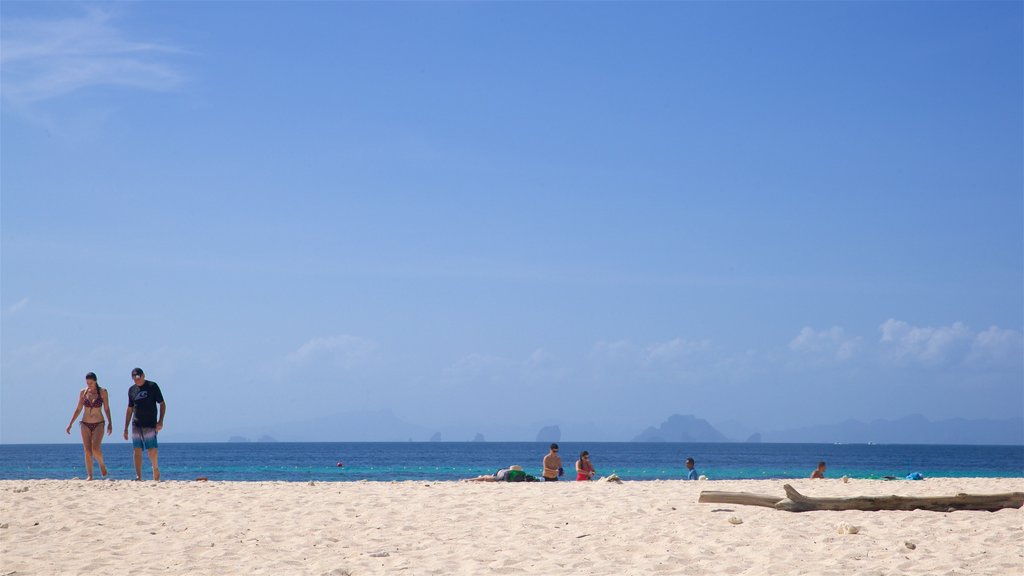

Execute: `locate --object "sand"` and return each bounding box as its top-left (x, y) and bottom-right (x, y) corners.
top-left (2, 477), bottom-right (1022, 575)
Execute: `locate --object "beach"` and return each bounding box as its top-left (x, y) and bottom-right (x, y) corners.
top-left (2, 477), bottom-right (1022, 575)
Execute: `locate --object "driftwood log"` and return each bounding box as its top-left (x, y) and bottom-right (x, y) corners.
top-left (698, 484), bottom-right (1024, 513)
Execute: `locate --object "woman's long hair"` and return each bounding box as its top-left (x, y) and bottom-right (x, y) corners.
top-left (85, 372), bottom-right (103, 400)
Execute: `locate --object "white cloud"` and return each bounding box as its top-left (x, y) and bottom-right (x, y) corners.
top-left (286, 335), bottom-right (379, 370)
top-left (789, 326), bottom-right (861, 362)
top-left (880, 319), bottom-right (976, 364)
top-left (969, 326), bottom-right (1024, 364)
top-left (645, 338), bottom-right (711, 364)
top-left (587, 337), bottom-right (714, 387)
top-left (1, 8), bottom-right (185, 107)
top-left (591, 338), bottom-right (710, 367)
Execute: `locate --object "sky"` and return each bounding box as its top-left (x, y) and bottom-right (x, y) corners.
top-left (2, 1), bottom-right (1021, 444)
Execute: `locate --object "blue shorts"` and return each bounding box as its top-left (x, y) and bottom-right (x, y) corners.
top-left (132, 426), bottom-right (158, 450)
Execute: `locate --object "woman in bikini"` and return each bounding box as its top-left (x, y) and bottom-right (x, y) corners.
top-left (576, 450), bottom-right (596, 481)
top-left (65, 372), bottom-right (113, 480)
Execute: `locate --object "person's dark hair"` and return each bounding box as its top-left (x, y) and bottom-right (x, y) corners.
top-left (685, 457), bottom-right (695, 466)
top-left (818, 461), bottom-right (826, 468)
top-left (131, 367), bottom-right (145, 378)
top-left (580, 450), bottom-right (589, 459)
top-left (550, 443), bottom-right (559, 450)
top-left (85, 372), bottom-right (102, 397)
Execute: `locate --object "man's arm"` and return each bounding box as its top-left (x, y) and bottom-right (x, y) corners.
top-left (156, 402), bottom-right (166, 432)
top-left (123, 406), bottom-right (133, 440)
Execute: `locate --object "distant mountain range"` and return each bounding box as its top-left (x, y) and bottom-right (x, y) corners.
top-left (175, 410), bottom-right (1022, 445)
top-left (634, 413), bottom-right (1024, 445)
top-left (759, 414), bottom-right (1024, 445)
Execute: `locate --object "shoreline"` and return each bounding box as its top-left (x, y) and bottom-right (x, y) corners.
top-left (8, 474), bottom-right (1024, 483)
top-left (3, 478), bottom-right (1022, 575)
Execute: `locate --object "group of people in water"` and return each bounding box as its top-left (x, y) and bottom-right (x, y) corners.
top-left (465, 443), bottom-right (708, 482)
top-left (65, 369), bottom-right (166, 481)
top-left (467, 445), bottom-right (831, 483)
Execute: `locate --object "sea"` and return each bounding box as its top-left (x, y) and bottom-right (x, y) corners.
top-left (1, 442), bottom-right (1022, 482)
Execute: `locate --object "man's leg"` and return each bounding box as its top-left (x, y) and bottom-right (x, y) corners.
top-left (133, 448), bottom-right (143, 480)
top-left (147, 448), bottom-right (160, 481)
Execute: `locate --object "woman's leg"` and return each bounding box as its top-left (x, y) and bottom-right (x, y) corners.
top-left (79, 423), bottom-right (94, 480)
top-left (91, 424), bottom-right (107, 477)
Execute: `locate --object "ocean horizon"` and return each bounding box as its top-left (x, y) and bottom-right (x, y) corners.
top-left (2, 441), bottom-right (1021, 482)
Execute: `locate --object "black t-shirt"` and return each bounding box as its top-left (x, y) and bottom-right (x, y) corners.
top-left (128, 381), bottom-right (164, 428)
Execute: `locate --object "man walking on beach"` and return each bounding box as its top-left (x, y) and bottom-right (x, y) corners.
top-left (542, 443), bottom-right (562, 481)
top-left (123, 368), bottom-right (166, 481)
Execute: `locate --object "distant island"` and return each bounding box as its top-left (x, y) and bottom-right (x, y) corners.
top-left (630, 413), bottom-right (1023, 445)
top-left (536, 425), bottom-right (560, 443)
top-left (228, 435), bottom-right (277, 443)
top-left (633, 414), bottom-right (730, 443)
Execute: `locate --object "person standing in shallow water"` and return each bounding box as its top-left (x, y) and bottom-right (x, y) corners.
top-left (123, 368), bottom-right (166, 481)
top-left (810, 461), bottom-right (826, 479)
top-left (65, 372), bottom-right (112, 480)
top-left (684, 457), bottom-right (699, 480)
top-left (575, 451), bottom-right (596, 481)
top-left (542, 443), bottom-right (563, 481)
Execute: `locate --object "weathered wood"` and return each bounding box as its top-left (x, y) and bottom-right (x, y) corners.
top-left (697, 491), bottom-right (784, 508)
top-left (698, 485), bottom-right (1024, 513)
top-left (777, 484), bottom-right (1024, 513)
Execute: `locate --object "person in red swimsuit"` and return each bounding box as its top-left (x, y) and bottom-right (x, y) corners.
top-left (575, 450), bottom-right (596, 481)
top-left (65, 372), bottom-right (113, 480)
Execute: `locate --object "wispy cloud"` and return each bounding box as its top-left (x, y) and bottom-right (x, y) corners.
top-left (789, 326), bottom-right (861, 362)
top-left (1, 8), bottom-right (185, 108)
top-left (286, 335), bottom-right (379, 370)
top-left (4, 297), bottom-right (30, 315)
top-left (591, 338), bottom-right (711, 368)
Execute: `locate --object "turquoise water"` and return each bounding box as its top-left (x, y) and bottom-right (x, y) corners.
top-left (1, 441), bottom-right (1021, 482)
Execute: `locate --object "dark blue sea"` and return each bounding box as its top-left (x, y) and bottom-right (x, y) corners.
top-left (1, 442), bottom-right (1021, 482)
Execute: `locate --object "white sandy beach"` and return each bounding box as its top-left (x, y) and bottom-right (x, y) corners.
top-left (2, 477), bottom-right (1022, 575)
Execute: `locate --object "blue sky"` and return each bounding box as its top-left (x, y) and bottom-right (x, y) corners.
top-left (2, 2), bottom-right (1021, 443)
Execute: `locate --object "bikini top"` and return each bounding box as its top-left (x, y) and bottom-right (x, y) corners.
top-left (83, 391), bottom-right (103, 409)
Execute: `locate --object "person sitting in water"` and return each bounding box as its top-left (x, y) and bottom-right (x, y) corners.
top-left (810, 461), bottom-right (827, 479)
top-left (684, 457), bottom-right (699, 480)
top-left (542, 443), bottom-right (563, 481)
top-left (463, 465), bottom-right (538, 482)
top-left (575, 451), bottom-right (596, 481)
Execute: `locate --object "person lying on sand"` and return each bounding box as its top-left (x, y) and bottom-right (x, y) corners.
top-left (463, 465), bottom-right (539, 482)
